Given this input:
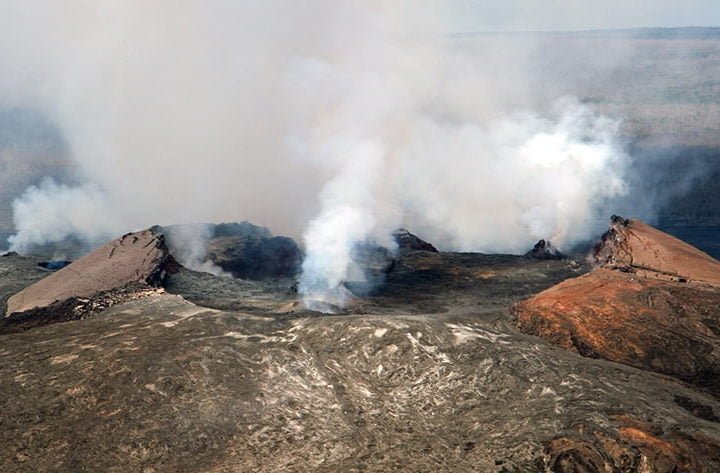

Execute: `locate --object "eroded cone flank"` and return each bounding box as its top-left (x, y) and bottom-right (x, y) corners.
top-left (513, 216), bottom-right (720, 396)
top-left (6, 229), bottom-right (176, 316)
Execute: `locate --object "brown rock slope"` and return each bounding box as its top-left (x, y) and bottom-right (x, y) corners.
top-left (5, 230), bottom-right (176, 316)
top-left (594, 216), bottom-right (720, 285)
top-left (513, 217), bottom-right (720, 396)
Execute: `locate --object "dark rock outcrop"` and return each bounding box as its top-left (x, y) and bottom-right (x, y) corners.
top-left (37, 260), bottom-right (72, 271)
top-left (212, 221), bottom-right (272, 239)
top-left (159, 222), bottom-right (303, 280)
top-left (0, 283), bottom-right (161, 334)
top-left (5, 230), bottom-right (176, 316)
top-left (392, 228), bottom-right (438, 252)
top-left (525, 239), bottom-right (565, 260)
top-left (345, 229), bottom-right (437, 291)
top-left (207, 234), bottom-right (302, 279)
top-left (513, 217), bottom-right (720, 397)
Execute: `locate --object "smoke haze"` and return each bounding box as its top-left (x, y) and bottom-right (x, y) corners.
top-left (0, 1), bottom-right (683, 307)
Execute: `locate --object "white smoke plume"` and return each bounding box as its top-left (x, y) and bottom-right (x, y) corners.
top-left (287, 10), bottom-right (629, 307)
top-left (399, 100), bottom-right (629, 252)
top-left (0, 2), bottom-right (633, 309)
top-left (162, 224), bottom-right (229, 277)
top-left (8, 178), bottom-right (120, 254)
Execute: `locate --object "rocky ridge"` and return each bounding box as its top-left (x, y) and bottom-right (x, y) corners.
top-left (513, 216), bottom-right (720, 398)
top-left (5, 229), bottom-right (176, 316)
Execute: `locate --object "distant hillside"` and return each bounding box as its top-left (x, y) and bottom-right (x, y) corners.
top-left (451, 27), bottom-right (720, 147)
top-left (454, 26), bottom-right (720, 40)
top-left (557, 27), bottom-right (720, 40)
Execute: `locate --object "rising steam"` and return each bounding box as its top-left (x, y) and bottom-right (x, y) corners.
top-left (1, 2), bottom-right (631, 308)
top-left (297, 97), bottom-right (629, 307)
top-left (9, 178), bottom-right (119, 254)
top-left (162, 224), bottom-right (229, 277)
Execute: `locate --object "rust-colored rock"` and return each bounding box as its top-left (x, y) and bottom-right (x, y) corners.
top-left (5, 230), bottom-right (175, 316)
top-left (594, 215), bottom-right (720, 285)
top-left (546, 415), bottom-right (720, 473)
top-left (513, 217), bottom-right (720, 396)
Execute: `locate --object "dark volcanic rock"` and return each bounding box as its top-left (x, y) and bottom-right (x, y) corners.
top-left (5, 230), bottom-right (176, 316)
top-left (340, 229), bottom-right (437, 296)
top-left (212, 221), bottom-right (272, 239)
top-left (207, 234), bottom-right (302, 279)
top-left (0, 283), bottom-right (162, 335)
top-left (513, 217), bottom-right (720, 397)
top-left (37, 260), bottom-right (72, 270)
top-left (392, 228), bottom-right (438, 252)
top-left (159, 222), bottom-right (303, 280)
top-left (525, 239), bottom-right (565, 260)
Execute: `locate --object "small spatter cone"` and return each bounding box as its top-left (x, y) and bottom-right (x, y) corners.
top-left (392, 229), bottom-right (438, 253)
top-left (525, 239), bottom-right (565, 260)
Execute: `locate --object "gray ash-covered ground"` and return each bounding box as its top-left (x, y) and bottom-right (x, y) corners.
top-left (2, 231), bottom-right (720, 472)
top-left (164, 267), bottom-right (297, 313)
top-left (164, 250), bottom-right (587, 319)
top-left (0, 252), bottom-right (51, 315)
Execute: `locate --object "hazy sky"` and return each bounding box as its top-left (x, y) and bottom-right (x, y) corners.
top-left (446, 0), bottom-right (720, 32)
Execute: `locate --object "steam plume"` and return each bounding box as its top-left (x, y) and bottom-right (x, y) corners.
top-left (162, 224), bottom-right (229, 277)
top-left (9, 178), bottom-right (119, 254)
top-left (0, 2), bottom-right (633, 309)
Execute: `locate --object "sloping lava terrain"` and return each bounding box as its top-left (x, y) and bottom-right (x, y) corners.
top-left (2, 222), bottom-right (720, 472)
